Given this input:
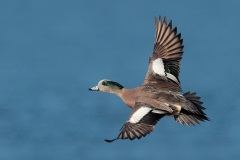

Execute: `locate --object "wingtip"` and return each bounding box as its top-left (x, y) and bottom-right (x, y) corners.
top-left (154, 16), bottom-right (174, 26)
top-left (154, 16), bottom-right (157, 21)
top-left (169, 20), bottom-right (172, 25)
top-left (163, 16), bottom-right (167, 24)
top-left (105, 138), bottom-right (118, 143)
top-left (155, 16), bottom-right (175, 26)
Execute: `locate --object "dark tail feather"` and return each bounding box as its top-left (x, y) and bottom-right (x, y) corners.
top-left (175, 91), bottom-right (210, 126)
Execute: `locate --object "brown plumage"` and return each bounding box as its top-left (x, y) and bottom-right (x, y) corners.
top-left (89, 16), bottom-right (209, 142)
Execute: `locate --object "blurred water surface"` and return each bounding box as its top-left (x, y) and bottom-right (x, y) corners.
top-left (0, 0), bottom-right (240, 160)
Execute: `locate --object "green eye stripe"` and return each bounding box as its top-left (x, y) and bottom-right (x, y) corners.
top-left (103, 81), bottom-right (124, 89)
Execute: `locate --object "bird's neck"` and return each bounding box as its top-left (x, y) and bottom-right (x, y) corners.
top-left (108, 87), bottom-right (123, 97)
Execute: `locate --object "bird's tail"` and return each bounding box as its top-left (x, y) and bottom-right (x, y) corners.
top-left (174, 91), bottom-right (210, 126)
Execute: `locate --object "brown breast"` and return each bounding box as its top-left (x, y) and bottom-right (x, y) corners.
top-left (121, 88), bottom-right (141, 108)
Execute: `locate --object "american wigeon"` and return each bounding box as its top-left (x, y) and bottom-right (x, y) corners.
top-left (89, 16), bottom-right (209, 142)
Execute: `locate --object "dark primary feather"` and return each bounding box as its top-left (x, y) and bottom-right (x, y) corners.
top-left (105, 103), bottom-right (165, 142)
top-left (146, 16), bottom-right (184, 84)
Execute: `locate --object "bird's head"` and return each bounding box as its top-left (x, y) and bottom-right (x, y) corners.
top-left (89, 79), bottom-right (124, 94)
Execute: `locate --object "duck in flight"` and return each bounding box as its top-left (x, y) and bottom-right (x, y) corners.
top-left (89, 16), bottom-right (209, 142)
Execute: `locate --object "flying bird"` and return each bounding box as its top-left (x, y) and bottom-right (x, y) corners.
top-left (89, 16), bottom-right (209, 142)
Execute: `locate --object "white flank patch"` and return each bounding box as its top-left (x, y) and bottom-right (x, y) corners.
top-left (166, 73), bottom-right (179, 83)
top-left (152, 58), bottom-right (165, 76)
top-left (152, 110), bottom-right (167, 114)
top-left (129, 107), bottom-right (152, 124)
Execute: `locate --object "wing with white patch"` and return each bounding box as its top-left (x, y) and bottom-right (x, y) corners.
top-left (144, 16), bottom-right (184, 87)
top-left (105, 102), bottom-right (167, 142)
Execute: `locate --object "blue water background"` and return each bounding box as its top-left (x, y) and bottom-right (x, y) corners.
top-left (0, 0), bottom-right (240, 159)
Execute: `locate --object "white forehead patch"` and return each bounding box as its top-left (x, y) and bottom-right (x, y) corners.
top-left (152, 58), bottom-right (165, 76)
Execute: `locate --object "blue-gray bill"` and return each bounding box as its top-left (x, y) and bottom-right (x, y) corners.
top-left (89, 86), bottom-right (99, 91)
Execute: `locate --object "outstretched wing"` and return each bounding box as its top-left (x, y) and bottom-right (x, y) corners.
top-left (105, 102), bottom-right (167, 142)
top-left (144, 16), bottom-right (184, 88)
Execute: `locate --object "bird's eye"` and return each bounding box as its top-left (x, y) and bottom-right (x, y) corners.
top-left (102, 81), bottom-right (107, 86)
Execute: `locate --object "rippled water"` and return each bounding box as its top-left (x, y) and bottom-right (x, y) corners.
top-left (0, 1), bottom-right (240, 160)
